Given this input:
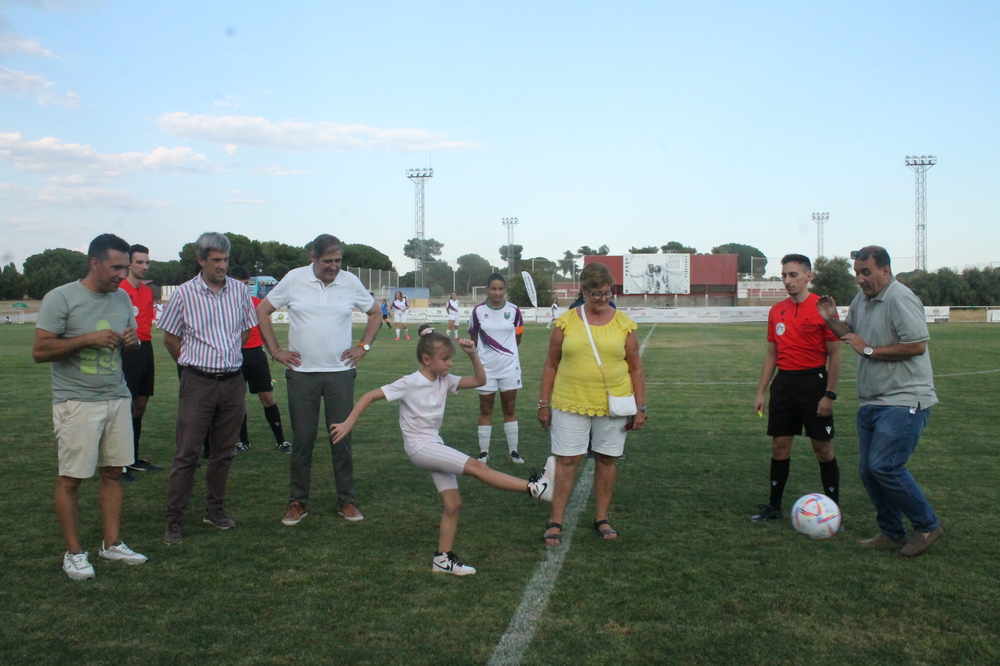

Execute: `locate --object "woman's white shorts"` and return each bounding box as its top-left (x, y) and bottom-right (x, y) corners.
top-left (550, 408), bottom-right (629, 458)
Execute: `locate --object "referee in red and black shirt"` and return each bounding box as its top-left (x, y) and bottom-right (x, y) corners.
top-left (751, 254), bottom-right (842, 522)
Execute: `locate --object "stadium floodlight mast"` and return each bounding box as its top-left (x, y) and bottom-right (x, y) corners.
top-left (502, 217), bottom-right (518, 275)
top-left (812, 212), bottom-right (829, 259)
top-left (905, 155), bottom-right (936, 272)
top-left (406, 168), bottom-right (434, 288)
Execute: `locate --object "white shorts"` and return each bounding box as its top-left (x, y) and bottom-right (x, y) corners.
top-left (407, 440), bottom-right (471, 492)
top-left (447, 315), bottom-right (459, 324)
top-left (394, 311), bottom-right (408, 324)
top-left (53, 397), bottom-right (134, 478)
top-left (550, 408), bottom-right (629, 458)
top-left (476, 374), bottom-right (522, 395)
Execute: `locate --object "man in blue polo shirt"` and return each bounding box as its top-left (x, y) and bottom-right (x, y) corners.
top-left (817, 245), bottom-right (942, 557)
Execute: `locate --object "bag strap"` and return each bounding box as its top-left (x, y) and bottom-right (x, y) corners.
top-left (579, 307), bottom-right (612, 394)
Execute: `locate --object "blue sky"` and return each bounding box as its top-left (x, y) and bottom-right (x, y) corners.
top-left (1, 1), bottom-right (997, 278)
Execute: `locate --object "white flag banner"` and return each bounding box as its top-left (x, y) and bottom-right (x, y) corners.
top-left (521, 271), bottom-right (538, 308)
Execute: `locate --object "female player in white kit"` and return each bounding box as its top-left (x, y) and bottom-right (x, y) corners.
top-left (445, 291), bottom-right (461, 339)
top-left (329, 324), bottom-right (553, 576)
top-left (468, 273), bottom-right (525, 464)
top-left (392, 290), bottom-right (410, 340)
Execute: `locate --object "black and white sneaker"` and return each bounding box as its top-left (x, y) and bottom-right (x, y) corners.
top-left (275, 441), bottom-right (292, 454)
top-left (122, 467), bottom-right (138, 484)
top-left (128, 459), bottom-right (164, 473)
top-left (750, 505), bottom-right (783, 522)
top-left (234, 442), bottom-right (251, 455)
top-left (509, 451), bottom-right (525, 464)
top-left (527, 456), bottom-right (555, 502)
top-left (478, 452), bottom-right (489, 464)
top-left (432, 551), bottom-right (476, 576)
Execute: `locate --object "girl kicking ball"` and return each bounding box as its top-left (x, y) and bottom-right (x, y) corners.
top-left (329, 324), bottom-right (554, 576)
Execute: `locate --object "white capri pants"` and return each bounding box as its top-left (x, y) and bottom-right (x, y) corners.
top-left (550, 408), bottom-right (629, 458)
top-left (407, 440), bottom-right (471, 492)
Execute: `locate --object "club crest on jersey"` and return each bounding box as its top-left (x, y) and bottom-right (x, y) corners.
top-left (775, 322), bottom-right (786, 336)
top-left (504, 312), bottom-right (511, 320)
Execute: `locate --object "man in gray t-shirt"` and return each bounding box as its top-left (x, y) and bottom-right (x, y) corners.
top-left (33, 233), bottom-right (148, 580)
top-left (817, 245), bottom-right (943, 558)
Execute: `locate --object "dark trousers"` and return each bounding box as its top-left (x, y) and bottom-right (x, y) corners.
top-left (287, 369), bottom-right (357, 506)
top-left (165, 369), bottom-right (245, 524)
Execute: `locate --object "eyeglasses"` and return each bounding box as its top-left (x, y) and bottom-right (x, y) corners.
top-left (584, 287), bottom-right (614, 300)
top-left (851, 248), bottom-right (873, 260)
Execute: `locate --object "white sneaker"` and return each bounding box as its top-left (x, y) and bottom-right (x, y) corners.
top-left (63, 551), bottom-right (95, 580)
top-left (99, 540), bottom-right (148, 565)
top-left (509, 451), bottom-right (525, 464)
top-left (528, 456), bottom-right (555, 501)
top-left (432, 551), bottom-right (476, 576)
top-left (478, 452), bottom-right (489, 464)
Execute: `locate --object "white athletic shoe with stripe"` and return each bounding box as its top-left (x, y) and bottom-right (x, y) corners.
top-left (432, 551), bottom-right (476, 576)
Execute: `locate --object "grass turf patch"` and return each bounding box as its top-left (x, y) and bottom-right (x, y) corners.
top-left (1, 322), bottom-right (998, 665)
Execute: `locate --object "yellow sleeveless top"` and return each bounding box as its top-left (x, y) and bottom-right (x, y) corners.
top-left (551, 308), bottom-right (637, 416)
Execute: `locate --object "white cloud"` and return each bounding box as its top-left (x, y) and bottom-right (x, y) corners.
top-left (0, 181), bottom-right (168, 209)
top-left (157, 112), bottom-right (486, 153)
top-left (0, 132), bottom-right (209, 174)
top-left (1, 214), bottom-right (49, 230)
top-left (254, 165), bottom-right (310, 176)
top-left (0, 32), bottom-right (54, 57)
top-left (0, 67), bottom-right (79, 106)
top-left (0, 66), bottom-right (49, 93)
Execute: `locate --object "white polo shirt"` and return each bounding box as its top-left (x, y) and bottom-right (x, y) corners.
top-left (266, 265), bottom-right (375, 372)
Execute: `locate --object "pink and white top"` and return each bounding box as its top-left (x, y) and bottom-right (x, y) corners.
top-left (381, 371), bottom-right (462, 455)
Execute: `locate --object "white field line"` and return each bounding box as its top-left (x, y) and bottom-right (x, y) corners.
top-left (488, 323), bottom-right (658, 666)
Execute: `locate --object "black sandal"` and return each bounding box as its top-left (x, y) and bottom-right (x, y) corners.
top-left (543, 522), bottom-right (563, 545)
top-left (594, 519), bottom-right (618, 539)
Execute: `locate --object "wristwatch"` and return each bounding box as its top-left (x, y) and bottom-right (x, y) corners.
top-left (359, 343), bottom-right (371, 352)
top-left (824, 391), bottom-right (837, 400)
top-left (863, 346), bottom-right (874, 357)
top-left (637, 405), bottom-right (647, 413)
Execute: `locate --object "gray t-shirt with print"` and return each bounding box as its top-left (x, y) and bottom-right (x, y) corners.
top-left (36, 281), bottom-right (136, 404)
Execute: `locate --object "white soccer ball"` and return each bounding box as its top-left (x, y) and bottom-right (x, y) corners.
top-left (790, 493), bottom-right (842, 540)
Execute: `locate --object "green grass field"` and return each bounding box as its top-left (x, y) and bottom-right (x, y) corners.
top-left (1, 322), bottom-right (998, 665)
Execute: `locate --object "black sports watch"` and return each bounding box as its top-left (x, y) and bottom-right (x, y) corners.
top-left (824, 391), bottom-right (837, 400)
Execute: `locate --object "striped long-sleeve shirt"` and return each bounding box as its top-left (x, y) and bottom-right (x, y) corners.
top-left (158, 274), bottom-right (257, 372)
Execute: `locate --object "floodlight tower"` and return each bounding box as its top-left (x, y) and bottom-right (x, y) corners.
top-left (502, 217), bottom-right (518, 275)
top-left (812, 212), bottom-right (829, 259)
top-left (406, 168), bottom-right (433, 287)
top-left (905, 155), bottom-right (936, 272)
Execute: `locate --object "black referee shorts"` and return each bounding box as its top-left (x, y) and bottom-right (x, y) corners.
top-left (241, 346), bottom-right (274, 394)
top-left (123, 340), bottom-right (155, 397)
top-left (767, 367), bottom-right (834, 441)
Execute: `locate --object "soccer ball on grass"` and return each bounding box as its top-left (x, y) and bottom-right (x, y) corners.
top-left (790, 493), bottom-right (841, 540)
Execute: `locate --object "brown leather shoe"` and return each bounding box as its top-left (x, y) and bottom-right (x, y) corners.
top-left (857, 532), bottom-right (906, 548)
top-left (282, 501), bottom-right (308, 526)
top-left (338, 502), bottom-right (364, 522)
top-left (900, 526), bottom-right (943, 557)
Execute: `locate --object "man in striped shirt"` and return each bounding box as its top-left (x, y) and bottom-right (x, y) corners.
top-left (158, 232), bottom-right (258, 545)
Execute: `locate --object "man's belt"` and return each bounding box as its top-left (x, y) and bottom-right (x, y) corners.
top-left (184, 366), bottom-right (242, 380)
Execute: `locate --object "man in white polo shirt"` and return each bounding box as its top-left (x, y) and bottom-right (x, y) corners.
top-left (257, 234), bottom-right (382, 526)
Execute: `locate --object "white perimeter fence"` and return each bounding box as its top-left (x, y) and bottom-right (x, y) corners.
top-left (267, 306), bottom-right (960, 326)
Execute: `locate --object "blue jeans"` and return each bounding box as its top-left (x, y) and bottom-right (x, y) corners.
top-left (856, 405), bottom-right (939, 539)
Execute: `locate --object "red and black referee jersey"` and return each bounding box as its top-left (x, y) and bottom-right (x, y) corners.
top-left (767, 292), bottom-right (839, 371)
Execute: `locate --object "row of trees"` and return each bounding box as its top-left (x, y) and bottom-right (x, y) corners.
top-left (5, 233), bottom-right (397, 300)
top-left (809, 257), bottom-right (1000, 307)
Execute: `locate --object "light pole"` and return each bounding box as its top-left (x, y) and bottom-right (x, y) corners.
top-left (502, 217), bottom-right (518, 275)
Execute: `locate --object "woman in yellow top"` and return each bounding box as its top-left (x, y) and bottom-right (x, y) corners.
top-left (538, 262), bottom-right (646, 545)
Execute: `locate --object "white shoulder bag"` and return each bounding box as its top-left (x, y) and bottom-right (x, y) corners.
top-left (579, 307), bottom-right (637, 417)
